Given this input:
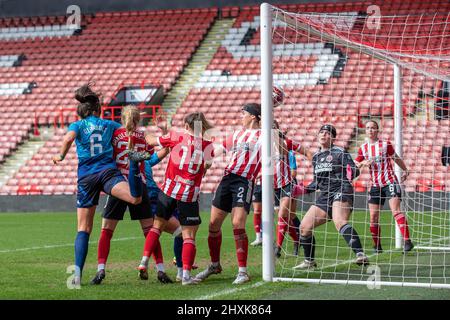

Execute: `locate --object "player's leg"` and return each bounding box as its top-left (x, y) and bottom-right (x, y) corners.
top-left (195, 176), bottom-right (232, 281)
top-left (110, 181), bottom-right (142, 205)
top-left (91, 217), bottom-right (119, 285)
top-left (91, 193), bottom-right (127, 285)
top-left (369, 203), bottom-right (383, 253)
top-left (251, 201), bottom-right (262, 246)
top-left (332, 200), bottom-right (369, 266)
top-left (275, 195), bottom-right (291, 257)
top-left (231, 206), bottom-right (251, 284)
top-left (293, 205), bottom-right (327, 269)
top-left (288, 197), bottom-right (300, 256)
top-left (98, 167), bottom-right (142, 205)
top-left (388, 195), bottom-right (414, 252)
top-left (194, 205), bottom-right (227, 281)
top-left (368, 187), bottom-right (383, 253)
top-left (134, 186), bottom-right (171, 283)
top-left (178, 200), bottom-right (201, 285)
top-left (74, 206), bottom-right (96, 284)
top-left (137, 192), bottom-right (174, 279)
top-left (163, 215), bottom-right (184, 281)
top-left (73, 174), bottom-right (101, 285)
top-left (138, 217), bottom-right (172, 283)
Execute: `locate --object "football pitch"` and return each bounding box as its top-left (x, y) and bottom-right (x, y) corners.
top-left (0, 211), bottom-right (449, 300)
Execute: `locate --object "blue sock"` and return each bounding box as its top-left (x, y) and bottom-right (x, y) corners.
top-left (74, 231), bottom-right (90, 277)
top-left (174, 235), bottom-right (183, 268)
top-left (128, 160), bottom-right (142, 197)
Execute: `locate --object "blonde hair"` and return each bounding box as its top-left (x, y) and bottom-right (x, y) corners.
top-left (121, 105), bottom-right (141, 150)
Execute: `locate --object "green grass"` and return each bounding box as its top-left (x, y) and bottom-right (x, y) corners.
top-left (0, 211), bottom-right (449, 300)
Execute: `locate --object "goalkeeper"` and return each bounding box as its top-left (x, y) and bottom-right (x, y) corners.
top-left (293, 124), bottom-right (369, 269)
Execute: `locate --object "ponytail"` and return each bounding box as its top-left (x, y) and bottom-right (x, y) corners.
top-left (121, 105), bottom-right (141, 150)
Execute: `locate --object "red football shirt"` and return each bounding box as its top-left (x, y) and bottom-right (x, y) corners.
top-left (355, 139), bottom-right (398, 187)
top-left (157, 130), bottom-right (214, 202)
top-left (273, 138), bottom-right (301, 189)
top-left (112, 127), bottom-right (153, 183)
top-left (223, 129), bottom-right (262, 181)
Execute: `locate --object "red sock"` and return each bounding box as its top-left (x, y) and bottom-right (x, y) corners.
top-left (394, 212), bottom-right (410, 241)
top-left (142, 225), bottom-right (151, 238)
top-left (143, 227), bottom-right (161, 257)
top-left (98, 228), bottom-right (114, 265)
top-left (277, 217), bottom-right (288, 247)
top-left (182, 238), bottom-right (196, 271)
top-left (253, 210), bottom-right (262, 233)
top-left (233, 229), bottom-right (248, 268)
top-left (288, 222), bottom-right (299, 243)
top-left (152, 241), bottom-right (164, 264)
top-left (208, 230), bottom-right (222, 263)
top-left (370, 223), bottom-right (381, 247)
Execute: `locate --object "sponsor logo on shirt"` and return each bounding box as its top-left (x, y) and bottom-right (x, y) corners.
top-left (175, 175), bottom-right (195, 186)
top-left (315, 162), bottom-right (333, 173)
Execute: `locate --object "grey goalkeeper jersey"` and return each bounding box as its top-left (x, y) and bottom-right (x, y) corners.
top-left (306, 146), bottom-right (359, 194)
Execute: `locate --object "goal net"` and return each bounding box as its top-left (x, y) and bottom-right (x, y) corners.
top-left (260, 3), bottom-right (450, 288)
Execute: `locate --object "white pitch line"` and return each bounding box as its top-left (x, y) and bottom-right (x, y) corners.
top-left (195, 281), bottom-right (265, 300)
top-left (0, 236), bottom-right (141, 253)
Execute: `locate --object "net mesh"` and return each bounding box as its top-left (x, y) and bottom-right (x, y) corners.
top-left (266, 4), bottom-right (450, 287)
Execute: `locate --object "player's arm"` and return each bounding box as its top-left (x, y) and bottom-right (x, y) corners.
top-left (145, 147), bottom-right (169, 168)
top-left (392, 152), bottom-right (409, 182)
top-left (354, 147), bottom-right (372, 170)
top-left (144, 134), bottom-right (159, 146)
top-left (299, 145), bottom-right (312, 161)
top-left (388, 142), bottom-right (409, 182)
top-left (53, 130), bottom-right (76, 164)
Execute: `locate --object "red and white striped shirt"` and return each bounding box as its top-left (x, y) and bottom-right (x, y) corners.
top-left (112, 128), bottom-right (152, 183)
top-left (273, 138), bottom-right (301, 189)
top-left (223, 129), bottom-right (262, 181)
top-left (355, 139), bottom-right (398, 188)
top-left (157, 130), bottom-right (214, 202)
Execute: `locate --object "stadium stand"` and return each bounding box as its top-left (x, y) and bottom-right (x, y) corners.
top-left (0, 8), bottom-right (217, 194)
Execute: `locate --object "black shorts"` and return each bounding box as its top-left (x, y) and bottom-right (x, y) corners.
top-left (253, 185), bottom-right (262, 203)
top-left (102, 183), bottom-right (152, 220)
top-left (315, 191), bottom-right (354, 219)
top-left (274, 183), bottom-right (293, 207)
top-left (212, 173), bottom-right (254, 213)
top-left (368, 183), bottom-right (402, 206)
top-left (156, 191), bottom-right (200, 226)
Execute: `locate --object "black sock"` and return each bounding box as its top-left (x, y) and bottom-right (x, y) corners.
top-left (292, 216), bottom-right (300, 229)
top-left (300, 235), bottom-right (315, 261)
top-left (339, 224), bottom-right (363, 254)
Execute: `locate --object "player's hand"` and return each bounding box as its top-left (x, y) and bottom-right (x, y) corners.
top-left (360, 159), bottom-right (373, 168)
top-left (156, 114), bottom-right (169, 133)
top-left (292, 183), bottom-right (306, 197)
top-left (52, 155), bottom-right (63, 164)
top-left (401, 170), bottom-right (409, 183)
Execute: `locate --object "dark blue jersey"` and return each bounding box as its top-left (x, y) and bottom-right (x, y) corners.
top-left (306, 146), bottom-right (359, 194)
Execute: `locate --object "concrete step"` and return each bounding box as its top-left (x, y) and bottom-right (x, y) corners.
top-left (0, 128), bottom-right (54, 187)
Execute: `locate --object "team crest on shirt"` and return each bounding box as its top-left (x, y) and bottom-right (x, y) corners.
top-left (326, 155), bottom-right (333, 162)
